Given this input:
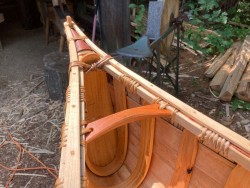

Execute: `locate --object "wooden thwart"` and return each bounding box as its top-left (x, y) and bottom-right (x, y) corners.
top-left (86, 104), bottom-right (171, 143)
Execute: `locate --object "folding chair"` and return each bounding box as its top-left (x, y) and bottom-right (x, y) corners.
top-left (116, 0), bottom-right (183, 93)
top-left (116, 1), bottom-right (164, 79)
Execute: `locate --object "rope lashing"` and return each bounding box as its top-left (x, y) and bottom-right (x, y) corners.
top-left (118, 74), bottom-right (140, 93)
top-left (199, 129), bottom-right (230, 155)
top-left (85, 55), bottom-right (113, 73)
top-left (68, 36), bottom-right (88, 42)
top-left (80, 120), bottom-right (92, 146)
top-left (66, 86), bottom-right (85, 103)
top-left (69, 55), bottom-right (113, 73)
top-left (60, 123), bottom-right (68, 148)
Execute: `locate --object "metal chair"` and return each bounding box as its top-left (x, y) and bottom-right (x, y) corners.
top-left (116, 1), bottom-right (164, 78)
top-left (116, 1), bottom-right (183, 93)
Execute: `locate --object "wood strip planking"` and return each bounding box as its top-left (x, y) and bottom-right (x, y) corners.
top-left (170, 129), bottom-right (199, 188)
top-left (189, 167), bottom-right (222, 188)
top-left (190, 144), bottom-right (235, 187)
top-left (155, 118), bottom-right (182, 153)
top-left (224, 165), bottom-right (250, 188)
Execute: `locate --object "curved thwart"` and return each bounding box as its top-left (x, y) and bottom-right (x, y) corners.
top-left (86, 104), bottom-right (172, 143)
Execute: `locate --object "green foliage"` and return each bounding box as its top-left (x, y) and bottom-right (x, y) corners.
top-left (228, 0), bottom-right (250, 25)
top-left (129, 3), bottom-right (146, 39)
top-left (232, 98), bottom-right (250, 111)
top-left (184, 0), bottom-right (250, 55)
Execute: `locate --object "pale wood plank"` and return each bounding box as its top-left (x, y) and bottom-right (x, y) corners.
top-left (224, 165), bottom-right (250, 188)
top-left (63, 18), bottom-right (81, 188)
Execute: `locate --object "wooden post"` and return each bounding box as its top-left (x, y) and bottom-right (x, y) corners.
top-left (99, 0), bottom-right (131, 53)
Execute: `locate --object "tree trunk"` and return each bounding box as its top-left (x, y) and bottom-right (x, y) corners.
top-left (99, 0), bottom-right (131, 53)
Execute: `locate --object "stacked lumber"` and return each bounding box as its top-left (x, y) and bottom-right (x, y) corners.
top-left (205, 36), bottom-right (250, 102)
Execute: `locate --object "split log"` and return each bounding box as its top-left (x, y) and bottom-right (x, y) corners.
top-left (205, 47), bottom-right (233, 78)
top-left (210, 43), bottom-right (241, 91)
top-left (235, 61), bottom-right (250, 102)
top-left (219, 36), bottom-right (250, 101)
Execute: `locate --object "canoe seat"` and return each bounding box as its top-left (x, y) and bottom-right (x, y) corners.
top-left (86, 104), bottom-right (172, 143)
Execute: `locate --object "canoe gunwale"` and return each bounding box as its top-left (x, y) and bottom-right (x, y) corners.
top-left (68, 17), bottom-right (250, 172)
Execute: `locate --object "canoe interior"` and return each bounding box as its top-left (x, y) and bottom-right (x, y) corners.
top-left (59, 17), bottom-right (250, 188)
top-left (85, 72), bottom-right (239, 188)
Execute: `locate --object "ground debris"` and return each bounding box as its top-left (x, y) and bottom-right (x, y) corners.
top-left (0, 75), bottom-right (64, 187)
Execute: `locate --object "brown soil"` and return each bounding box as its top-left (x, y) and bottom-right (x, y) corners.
top-left (0, 7), bottom-right (63, 188)
top-left (0, 7), bottom-right (249, 188)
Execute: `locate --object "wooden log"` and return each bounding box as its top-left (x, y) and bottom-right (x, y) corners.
top-left (235, 61), bottom-right (250, 101)
top-left (210, 43), bottom-right (241, 91)
top-left (219, 36), bottom-right (250, 101)
top-left (205, 47), bottom-right (233, 78)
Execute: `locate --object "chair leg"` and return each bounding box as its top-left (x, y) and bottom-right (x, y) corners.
top-left (138, 58), bottom-right (142, 75)
top-left (156, 45), bottom-right (161, 85)
top-left (147, 56), bottom-right (154, 80)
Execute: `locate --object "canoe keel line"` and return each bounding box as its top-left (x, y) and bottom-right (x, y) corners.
top-left (55, 16), bottom-right (250, 187)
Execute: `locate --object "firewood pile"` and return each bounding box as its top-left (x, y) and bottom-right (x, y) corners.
top-left (205, 35), bottom-right (250, 102)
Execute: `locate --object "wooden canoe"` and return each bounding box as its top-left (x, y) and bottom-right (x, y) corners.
top-left (56, 16), bottom-right (250, 188)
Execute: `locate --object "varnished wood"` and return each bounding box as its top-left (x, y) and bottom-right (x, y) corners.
top-left (86, 104), bottom-right (171, 143)
top-left (85, 70), bottom-right (117, 176)
top-left (170, 129), bottom-right (198, 188)
top-left (224, 165), bottom-right (250, 188)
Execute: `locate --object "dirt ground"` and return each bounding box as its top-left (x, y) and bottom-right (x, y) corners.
top-left (0, 6), bottom-right (250, 188)
top-left (0, 6), bottom-right (63, 188)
